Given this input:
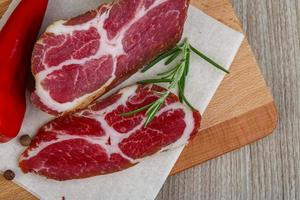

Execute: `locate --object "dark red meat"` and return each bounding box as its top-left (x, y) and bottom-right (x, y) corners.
top-left (19, 84), bottom-right (201, 181)
top-left (31, 0), bottom-right (189, 115)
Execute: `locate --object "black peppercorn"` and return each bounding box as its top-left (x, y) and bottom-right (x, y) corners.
top-left (19, 135), bottom-right (31, 146)
top-left (3, 170), bottom-right (15, 181)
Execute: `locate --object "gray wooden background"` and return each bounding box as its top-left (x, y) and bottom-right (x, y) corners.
top-left (156, 0), bottom-right (300, 199)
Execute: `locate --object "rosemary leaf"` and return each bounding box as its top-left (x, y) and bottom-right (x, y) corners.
top-left (138, 79), bottom-right (172, 84)
top-left (121, 103), bottom-right (153, 117)
top-left (178, 39), bottom-right (187, 47)
top-left (189, 44), bottom-right (229, 74)
top-left (185, 49), bottom-right (190, 77)
top-left (169, 63), bottom-right (185, 90)
top-left (142, 48), bottom-right (181, 72)
top-left (144, 104), bottom-right (161, 127)
top-left (180, 75), bottom-right (186, 102)
top-left (153, 91), bottom-right (166, 96)
top-left (182, 93), bottom-right (196, 111)
top-left (158, 64), bottom-right (180, 77)
top-left (178, 41), bottom-right (190, 102)
top-left (165, 50), bottom-right (181, 65)
top-left (178, 82), bottom-right (184, 102)
top-left (144, 92), bottom-right (169, 127)
top-left (183, 97), bottom-right (196, 111)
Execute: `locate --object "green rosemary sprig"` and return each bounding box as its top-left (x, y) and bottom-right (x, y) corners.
top-left (122, 39), bottom-right (228, 127)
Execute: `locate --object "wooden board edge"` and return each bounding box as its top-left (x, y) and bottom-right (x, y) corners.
top-left (0, 177), bottom-right (38, 200)
top-left (170, 101), bottom-right (278, 175)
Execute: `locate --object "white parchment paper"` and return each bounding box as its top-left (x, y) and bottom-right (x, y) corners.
top-left (0, 1), bottom-right (244, 200)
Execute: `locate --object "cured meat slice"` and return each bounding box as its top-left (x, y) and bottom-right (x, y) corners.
top-left (20, 84), bottom-right (201, 181)
top-left (31, 0), bottom-right (189, 115)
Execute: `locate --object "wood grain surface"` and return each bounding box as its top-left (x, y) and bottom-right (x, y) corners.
top-left (157, 0), bottom-right (300, 199)
top-left (0, 0), bottom-right (281, 199)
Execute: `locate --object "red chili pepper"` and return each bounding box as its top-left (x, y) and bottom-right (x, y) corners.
top-left (0, 0), bottom-right (48, 143)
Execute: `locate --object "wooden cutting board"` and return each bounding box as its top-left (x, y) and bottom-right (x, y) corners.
top-left (0, 0), bottom-right (278, 199)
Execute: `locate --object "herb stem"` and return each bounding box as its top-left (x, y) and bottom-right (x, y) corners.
top-left (138, 78), bottom-right (173, 84)
top-left (189, 44), bottom-right (229, 74)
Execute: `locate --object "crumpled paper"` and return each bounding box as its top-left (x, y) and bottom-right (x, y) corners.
top-left (0, 1), bottom-right (244, 200)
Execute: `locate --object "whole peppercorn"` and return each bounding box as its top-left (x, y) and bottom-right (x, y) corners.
top-left (3, 170), bottom-right (15, 181)
top-left (19, 134), bottom-right (31, 146)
